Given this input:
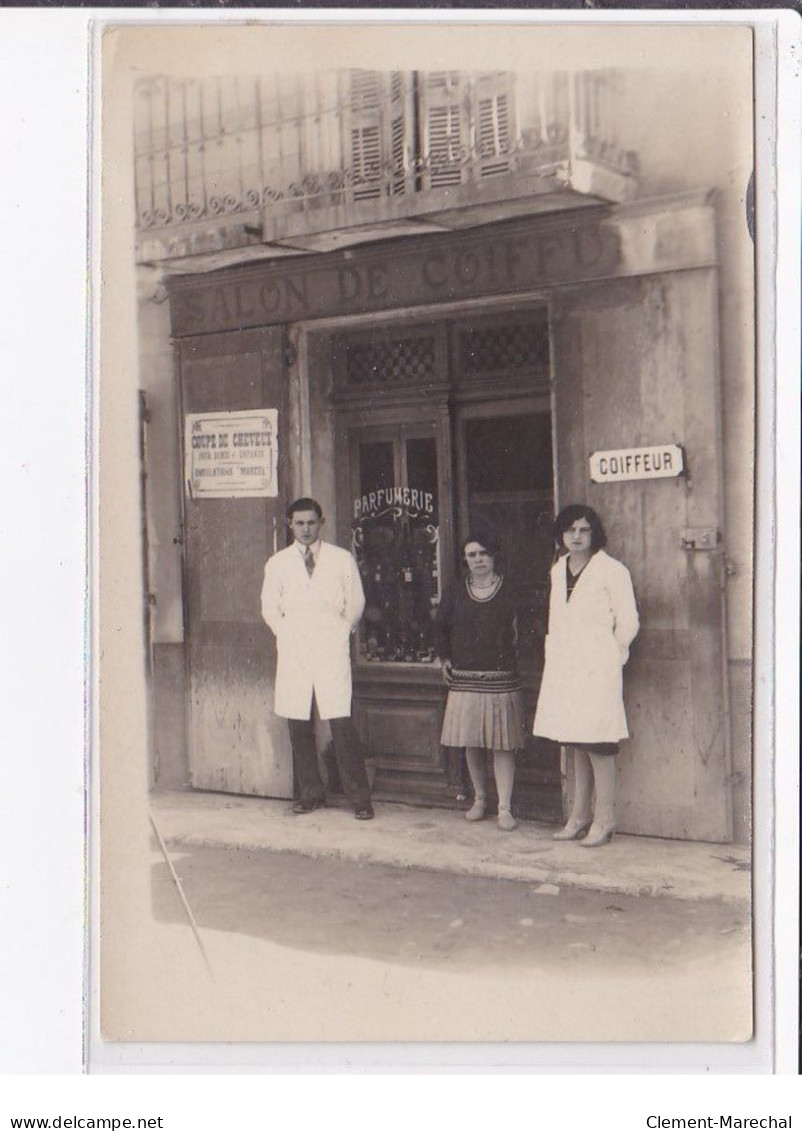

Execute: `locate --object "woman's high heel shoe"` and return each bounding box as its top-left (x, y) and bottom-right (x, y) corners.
top-left (552, 817), bottom-right (592, 841)
top-left (580, 823), bottom-right (616, 848)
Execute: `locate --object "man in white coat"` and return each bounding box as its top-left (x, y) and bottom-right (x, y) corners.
top-left (261, 497), bottom-right (374, 819)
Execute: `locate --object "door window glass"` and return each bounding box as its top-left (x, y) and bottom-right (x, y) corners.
top-left (352, 435), bottom-right (439, 664)
top-left (464, 412), bottom-right (554, 666)
top-left (466, 413), bottom-right (552, 494)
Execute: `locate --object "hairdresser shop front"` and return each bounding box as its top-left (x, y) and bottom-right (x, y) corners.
top-left (167, 194), bottom-right (736, 841)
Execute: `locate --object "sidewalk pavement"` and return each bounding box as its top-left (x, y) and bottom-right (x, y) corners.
top-left (151, 789), bottom-right (750, 906)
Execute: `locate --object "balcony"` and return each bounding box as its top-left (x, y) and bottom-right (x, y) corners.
top-left (134, 70), bottom-right (639, 267)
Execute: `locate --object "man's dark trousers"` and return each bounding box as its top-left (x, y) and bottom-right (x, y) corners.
top-left (288, 702), bottom-right (371, 808)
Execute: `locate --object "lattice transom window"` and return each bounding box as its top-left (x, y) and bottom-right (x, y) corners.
top-left (459, 320), bottom-right (550, 377)
top-left (344, 336), bottom-right (437, 386)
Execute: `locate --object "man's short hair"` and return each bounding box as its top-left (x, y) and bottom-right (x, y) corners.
top-left (287, 497), bottom-right (323, 520)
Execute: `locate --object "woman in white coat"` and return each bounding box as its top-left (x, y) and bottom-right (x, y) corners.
top-left (533, 505), bottom-right (639, 847)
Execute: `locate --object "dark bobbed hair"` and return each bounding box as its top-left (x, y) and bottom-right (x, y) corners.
top-left (287, 497), bottom-right (323, 520)
top-left (461, 531), bottom-right (503, 566)
top-left (553, 504), bottom-right (607, 552)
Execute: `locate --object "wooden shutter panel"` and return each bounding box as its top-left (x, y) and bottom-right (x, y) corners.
top-left (474, 72), bottom-right (515, 179)
top-left (422, 71), bottom-right (470, 189)
top-left (344, 70), bottom-right (412, 202)
top-left (348, 70), bottom-right (383, 201)
top-left (388, 71), bottom-right (411, 197)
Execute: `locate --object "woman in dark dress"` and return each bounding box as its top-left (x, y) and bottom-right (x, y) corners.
top-left (435, 533), bottom-right (527, 831)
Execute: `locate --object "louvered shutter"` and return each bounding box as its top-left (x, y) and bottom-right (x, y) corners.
top-left (348, 70), bottom-right (383, 201)
top-left (421, 71), bottom-right (470, 189)
top-left (473, 72), bottom-right (515, 180)
top-left (388, 71), bottom-right (412, 197)
top-left (343, 70), bottom-right (412, 202)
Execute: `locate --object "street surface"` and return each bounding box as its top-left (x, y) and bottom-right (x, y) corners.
top-left (137, 842), bottom-right (754, 1046)
top-left (123, 841), bottom-right (751, 1040)
top-left (153, 844), bottom-right (747, 975)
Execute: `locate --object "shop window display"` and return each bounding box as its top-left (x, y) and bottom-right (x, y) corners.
top-left (352, 436), bottom-right (440, 664)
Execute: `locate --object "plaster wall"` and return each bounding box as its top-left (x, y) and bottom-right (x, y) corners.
top-left (616, 67), bottom-right (755, 664)
top-left (615, 67), bottom-right (755, 841)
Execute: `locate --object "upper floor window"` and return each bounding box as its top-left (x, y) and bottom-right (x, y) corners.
top-left (133, 69), bottom-right (638, 264)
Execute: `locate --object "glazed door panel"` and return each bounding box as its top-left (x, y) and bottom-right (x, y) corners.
top-left (552, 270), bottom-right (732, 841)
top-left (341, 418), bottom-right (453, 803)
top-left (179, 327), bottom-right (293, 798)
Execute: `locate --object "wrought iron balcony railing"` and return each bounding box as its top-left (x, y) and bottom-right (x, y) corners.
top-left (134, 70), bottom-right (639, 263)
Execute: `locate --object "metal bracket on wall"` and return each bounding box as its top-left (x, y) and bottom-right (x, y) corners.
top-left (679, 527), bottom-right (720, 551)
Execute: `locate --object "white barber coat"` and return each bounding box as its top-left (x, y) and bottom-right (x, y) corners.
top-left (533, 550), bottom-right (639, 744)
top-left (261, 541), bottom-right (365, 720)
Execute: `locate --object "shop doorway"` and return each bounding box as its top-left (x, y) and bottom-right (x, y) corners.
top-left (332, 308), bottom-right (563, 819)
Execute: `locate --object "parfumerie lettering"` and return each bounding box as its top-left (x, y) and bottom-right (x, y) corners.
top-left (354, 487), bottom-right (434, 519)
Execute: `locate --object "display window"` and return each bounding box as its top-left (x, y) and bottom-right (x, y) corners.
top-left (350, 427), bottom-right (441, 665)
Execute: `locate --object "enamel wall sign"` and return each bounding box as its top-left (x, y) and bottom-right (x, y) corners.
top-left (589, 444), bottom-right (684, 484)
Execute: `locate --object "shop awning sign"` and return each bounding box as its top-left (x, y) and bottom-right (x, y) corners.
top-left (185, 409), bottom-right (278, 498)
top-left (589, 444), bottom-right (684, 484)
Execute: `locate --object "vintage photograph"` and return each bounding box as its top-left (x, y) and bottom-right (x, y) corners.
top-left (98, 21), bottom-right (756, 1048)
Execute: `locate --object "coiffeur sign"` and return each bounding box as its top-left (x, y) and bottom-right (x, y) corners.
top-left (185, 409), bottom-right (278, 498)
top-left (589, 444), bottom-right (684, 484)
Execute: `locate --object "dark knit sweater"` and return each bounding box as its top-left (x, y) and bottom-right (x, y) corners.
top-left (434, 577), bottom-right (520, 672)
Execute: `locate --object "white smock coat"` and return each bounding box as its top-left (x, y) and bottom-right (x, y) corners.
top-left (261, 542), bottom-right (365, 720)
top-left (533, 550), bottom-right (639, 744)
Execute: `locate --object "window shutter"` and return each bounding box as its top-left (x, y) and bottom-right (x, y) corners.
top-left (348, 70), bottom-right (383, 201)
top-left (473, 72), bottom-right (515, 179)
top-left (388, 71), bottom-right (411, 197)
top-left (421, 71), bottom-right (470, 189)
top-left (343, 70), bottom-right (412, 202)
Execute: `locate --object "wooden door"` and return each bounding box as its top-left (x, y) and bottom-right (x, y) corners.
top-left (552, 269), bottom-right (733, 841)
top-left (454, 397), bottom-right (562, 822)
top-left (339, 415), bottom-right (455, 805)
top-left (178, 327), bottom-right (293, 798)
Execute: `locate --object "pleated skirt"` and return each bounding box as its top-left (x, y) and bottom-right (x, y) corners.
top-left (440, 669), bottom-right (527, 751)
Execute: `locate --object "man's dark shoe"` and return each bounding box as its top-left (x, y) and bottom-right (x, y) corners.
top-left (354, 804), bottom-right (375, 820)
top-left (291, 800), bottom-right (323, 815)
